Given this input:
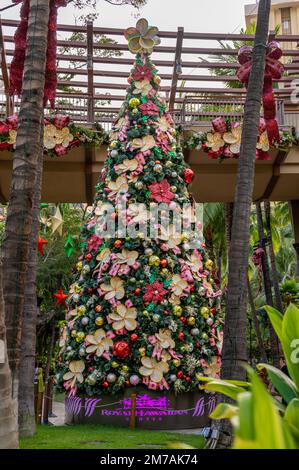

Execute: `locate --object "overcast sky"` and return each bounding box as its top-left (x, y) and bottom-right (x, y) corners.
top-left (2, 0), bottom-right (255, 32)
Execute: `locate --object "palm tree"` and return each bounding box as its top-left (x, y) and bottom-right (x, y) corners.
top-left (18, 129), bottom-right (44, 437)
top-left (222, 0), bottom-right (272, 382)
top-left (0, 261), bottom-right (18, 449)
top-left (2, 0), bottom-right (50, 408)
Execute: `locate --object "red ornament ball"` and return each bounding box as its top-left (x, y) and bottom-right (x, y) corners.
top-left (114, 240), bottom-right (122, 249)
top-left (160, 259), bottom-right (168, 268)
top-left (185, 376), bottom-right (192, 383)
top-left (134, 287), bottom-right (141, 295)
top-left (176, 371), bottom-right (184, 379)
top-left (113, 341), bottom-right (130, 359)
top-left (87, 288), bottom-right (93, 295)
top-left (189, 285), bottom-right (195, 292)
top-left (183, 168), bottom-right (195, 184)
top-left (85, 253), bottom-right (92, 261)
top-left (178, 332), bottom-right (185, 341)
top-left (196, 341), bottom-right (201, 349)
top-left (125, 380), bottom-right (130, 386)
top-left (102, 381), bottom-right (109, 389)
top-left (130, 333), bottom-right (138, 343)
top-left (180, 316), bottom-right (187, 324)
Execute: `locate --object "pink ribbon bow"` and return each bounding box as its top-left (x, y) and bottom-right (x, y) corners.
top-left (237, 41), bottom-right (284, 144)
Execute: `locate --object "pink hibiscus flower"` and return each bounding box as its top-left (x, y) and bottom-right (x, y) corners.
top-left (143, 280), bottom-right (168, 304)
top-left (149, 179), bottom-right (175, 203)
top-left (139, 100), bottom-right (160, 116)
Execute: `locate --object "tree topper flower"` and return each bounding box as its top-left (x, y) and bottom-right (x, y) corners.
top-left (125, 18), bottom-right (160, 54)
top-left (63, 360), bottom-right (85, 387)
top-left (223, 124), bottom-right (242, 154)
top-left (131, 135), bottom-right (156, 152)
top-left (139, 356), bottom-right (169, 383)
top-left (86, 329), bottom-right (113, 356)
top-left (109, 304), bottom-right (137, 331)
top-left (205, 132), bottom-right (224, 152)
top-left (100, 276), bottom-right (125, 300)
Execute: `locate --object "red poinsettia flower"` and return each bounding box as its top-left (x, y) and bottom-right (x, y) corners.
top-left (149, 179), bottom-right (175, 203)
top-left (143, 280), bottom-right (168, 304)
top-left (132, 64), bottom-right (153, 81)
top-left (0, 123), bottom-right (11, 134)
top-left (139, 100), bottom-right (160, 116)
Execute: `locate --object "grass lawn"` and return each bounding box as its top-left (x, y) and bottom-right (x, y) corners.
top-left (20, 425), bottom-right (205, 449)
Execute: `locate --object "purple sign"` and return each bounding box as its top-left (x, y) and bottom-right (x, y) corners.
top-left (65, 393), bottom-right (216, 423)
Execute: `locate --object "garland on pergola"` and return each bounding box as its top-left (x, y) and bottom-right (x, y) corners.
top-left (9, 0), bottom-right (67, 107)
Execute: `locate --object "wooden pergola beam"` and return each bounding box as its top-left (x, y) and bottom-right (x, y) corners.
top-left (2, 19), bottom-right (299, 42)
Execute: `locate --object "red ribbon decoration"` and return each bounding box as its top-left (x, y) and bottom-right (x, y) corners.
top-left (237, 41), bottom-right (284, 144)
top-left (9, 0), bottom-right (67, 108)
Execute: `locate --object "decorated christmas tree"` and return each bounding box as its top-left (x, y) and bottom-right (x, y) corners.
top-left (57, 19), bottom-right (222, 398)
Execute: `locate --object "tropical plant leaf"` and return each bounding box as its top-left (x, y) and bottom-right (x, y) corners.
top-left (284, 399), bottom-right (299, 440)
top-left (264, 305), bottom-right (283, 339)
top-left (210, 403), bottom-right (238, 420)
top-left (236, 392), bottom-right (255, 442)
top-left (257, 363), bottom-right (298, 404)
top-left (200, 380), bottom-right (246, 401)
top-left (281, 304), bottom-right (299, 388)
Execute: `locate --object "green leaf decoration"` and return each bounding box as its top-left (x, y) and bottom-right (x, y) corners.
top-left (149, 274), bottom-right (155, 284)
top-left (147, 302), bottom-right (155, 312)
top-left (64, 234), bottom-right (74, 258)
top-left (163, 280), bottom-right (172, 288)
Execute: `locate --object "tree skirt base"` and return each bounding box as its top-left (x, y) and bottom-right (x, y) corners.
top-left (65, 387), bottom-right (216, 430)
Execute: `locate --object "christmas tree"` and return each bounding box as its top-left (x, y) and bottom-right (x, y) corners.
top-left (57, 19), bottom-right (222, 397)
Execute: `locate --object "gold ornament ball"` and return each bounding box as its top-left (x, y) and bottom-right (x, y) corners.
top-left (138, 347), bottom-right (146, 356)
top-left (165, 161), bottom-right (173, 168)
top-left (170, 185), bottom-right (177, 193)
top-left (76, 332), bottom-right (85, 342)
top-left (201, 332), bottom-right (208, 340)
top-left (187, 316), bottom-right (196, 326)
top-left (111, 361), bottom-right (119, 369)
top-left (143, 310), bottom-right (149, 317)
top-left (181, 233), bottom-right (189, 243)
top-left (129, 97), bottom-right (140, 108)
top-left (173, 305), bottom-right (182, 317)
top-left (95, 316), bottom-right (104, 326)
top-left (205, 259), bottom-right (213, 270)
top-left (200, 306), bottom-right (210, 317)
top-left (71, 330), bottom-right (77, 338)
top-left (161, 268), bottom-right (169, 276)
top-left (74, 285), bottom-right (81, 293)
top-left (76, 261), bottom-right (83, 271)
top-left (149, 255), bottom-right (160, 267)
top-left (172, 359), bottom-right (181, 367)
top-left (122, 365), bottom-right (129, 373)
top-left (77, 305), bottom-right (86, 316)
top-left (153, 75), bottom-right (161, 85)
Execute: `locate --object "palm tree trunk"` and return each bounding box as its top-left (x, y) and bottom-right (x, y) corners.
top-left (247, 277), bottom-right (268, 362)
top-left (222, 0), bottom-right (271, 382)
top-left (264, 200), bottom-right (283, 312)
top-left (0, 262), bottom-right (18, 449)
top-left (18, 124), bottom-right (44, 437)
top-left (42, 322), bottom-right (56, 424)
top-left (2, 0), bottom-right (50, 400)
top-left (255, 202), bottom-right (280, 366)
